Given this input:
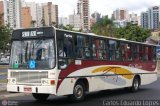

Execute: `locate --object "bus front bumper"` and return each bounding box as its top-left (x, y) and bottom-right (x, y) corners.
top-left (7, 84), bottom-right (57, 95)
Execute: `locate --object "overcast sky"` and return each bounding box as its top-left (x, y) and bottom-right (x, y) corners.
top-left (25, 0), bottom-right (160, 17)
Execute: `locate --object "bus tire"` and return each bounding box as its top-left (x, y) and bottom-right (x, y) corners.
top-left (131, 76), bottom-right (140, 92)
top-left (32, 93), bottom-right (49, 101)
top-left (69, 82), bottom-right (86, 102)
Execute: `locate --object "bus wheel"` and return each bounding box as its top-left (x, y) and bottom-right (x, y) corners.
top-left (131, 76), bottom-right (140, 92)
top-left (69, 82), bottom-right (86, 102)
top-left (32, 93), bottom-right (49, 101)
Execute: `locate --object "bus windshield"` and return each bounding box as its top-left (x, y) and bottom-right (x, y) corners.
top-left (10, 39), bottom-right (55, 69)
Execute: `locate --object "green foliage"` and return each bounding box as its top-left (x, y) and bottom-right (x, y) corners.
top-left (0, 13), bottom-right (12, 53)
top-left (41, 19), bottom-right (46, 27)
top-left (91, 16), bottom-right (151, 42)
top-left (59, 24), bottom-right (82, 32)
top-left (115, 23), bottom-right (151, 42)
top-left (91, 16), bottom-right (115, 36)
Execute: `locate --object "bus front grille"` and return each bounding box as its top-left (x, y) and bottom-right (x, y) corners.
top-left (11, 71), bottom-right (48, 84)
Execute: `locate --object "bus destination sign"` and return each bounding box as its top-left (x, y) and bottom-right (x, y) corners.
top-left (22, 31), bottom-right (44, 37)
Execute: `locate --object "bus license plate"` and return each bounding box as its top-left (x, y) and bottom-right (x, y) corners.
top-left (24, 87), bottom-right (32, 92)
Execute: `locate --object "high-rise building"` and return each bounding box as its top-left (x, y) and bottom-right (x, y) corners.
top-left (148, 6), bottom-right (160, 30)
top-left (141, 12), bottom-right (149, 29)
top-left (26, 2), bottom-right (37, 22)
top-left (8, 0), bottom-right (22, 28)
top-left (21, 7), bottom-right (32, 28)
top-left (0, 1), bottom-right (4, 25)
top-left (69, 14), bottom-right (81, 30)
top-left (113, 9), bottom-right (129, 20)
top-left (42, 2), bottom-right (58, 27)
top-left (91, 12), bottom-right (101, 22)
top-left (77, 0), bottom-right (90, 31)
top-left (129, 13), bottom-right (138, 25)
top-left (0, 0), bottom-right (9, 26)
top-left (141, 6), bottom-right (160, 30)
top-left (59, 17), bottom-right (69, 26)
top-left (23, 1), bottom-right (42, 27)
top-left (36, 4), bottom-right (43, 27)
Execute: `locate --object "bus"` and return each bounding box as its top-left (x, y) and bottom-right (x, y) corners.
top-left (7, 27), bottom-right (157, 101)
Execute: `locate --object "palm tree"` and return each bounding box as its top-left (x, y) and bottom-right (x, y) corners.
top-left (41, 19), bottom-right (45, 27)
top-left (51, 22), bottom-right (56, 27)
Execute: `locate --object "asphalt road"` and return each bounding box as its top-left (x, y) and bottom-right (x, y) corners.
top-left (1, 78), bottom-right (160, 106)
top-left (0, 68), bottom-right (7, 80)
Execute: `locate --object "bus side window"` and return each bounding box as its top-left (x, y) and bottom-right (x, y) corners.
top-left (64, 38), bottom-right (73, 57)
top-left (109, 40), bottom-right (118, 61)
top-left (76, 35), bottom-right (91, 59)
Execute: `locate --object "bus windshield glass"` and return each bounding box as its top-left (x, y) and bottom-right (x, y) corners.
top-left (10, 39), bottom-right (55, 69)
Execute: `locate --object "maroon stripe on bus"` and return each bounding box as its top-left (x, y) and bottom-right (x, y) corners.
top-left (56, 60), bottom-right (156, 92)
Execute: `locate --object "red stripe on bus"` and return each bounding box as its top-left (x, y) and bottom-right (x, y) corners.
top-left (56, 60), bottom-right (156, 92)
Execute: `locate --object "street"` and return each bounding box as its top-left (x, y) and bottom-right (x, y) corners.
top-left (0, 78), bottom-right (160, 106)
top-left (0, 68), bottom-right (7, 81)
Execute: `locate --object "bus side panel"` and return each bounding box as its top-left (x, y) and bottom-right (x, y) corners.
top-left (56, 65), bottom-right (157, 96)
top-left (140, 74), bottom-right (157, 85)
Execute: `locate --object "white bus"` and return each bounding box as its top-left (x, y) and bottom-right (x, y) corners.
top-left (7, 27), bottom-right (157, 101)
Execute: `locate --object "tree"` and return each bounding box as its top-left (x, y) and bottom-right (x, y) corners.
top-left (41, 19), bottom-right (46, 26)
top-left (91, 16), bottom-right (115, 37)
top-left (51, 22), bottom-right (56, 27)
top-left (115, 23), bottom-right (151, 42)
top-left (0, 13), bottom-right (12, 54)
top-left (62, 24), bottom-right (74, 31)
top-left (91, 17), bottom-right (151, 42)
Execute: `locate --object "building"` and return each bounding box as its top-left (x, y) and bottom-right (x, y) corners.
top-left (129, 13), bottom-right (138, 25)
top-left (8, 0), bottom-right (22, 28)
top-left (21, 7), bottom-right (32, 28)
top-left (113, 20), bottom-right (127, 28)
top-left (0, 1), bottom-right (4, 25)
top-left (23, 1), bottom-right (43, 27)
top-left (0, 0), bottom-right (9, 26)
top-left (113, 9), bottom-right (129, 20)
top-left (141, 6), bottom-right (160, 30)
top-left (69, 14), bottom-right (81, 30)
top-left (58, 17), bottom-right (69, 26)
top-left (77, 0), bottom-right (90, 31)
top-left (91, 11), bottom-right (101, 22)
top-left (148, 6), bottom-right (160, 30)
top-left (42, 2), bottom-right (58, 27)
top-left (141, 12), bottom-right (149, 28)
top-left (26, 2), bottom-right (37, 22)
top-left (36, 4), bottom-right (43, 27)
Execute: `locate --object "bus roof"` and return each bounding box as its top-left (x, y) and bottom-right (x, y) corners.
top-left (11, 26), bottom-right (157, 47)
top-left (55, 28), bottom-right (157, 47)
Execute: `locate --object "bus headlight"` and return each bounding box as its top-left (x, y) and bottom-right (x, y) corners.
top-left (8, 78), bottom-right (16, 84)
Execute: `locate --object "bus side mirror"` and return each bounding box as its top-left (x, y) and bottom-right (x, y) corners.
top-left (58, 59), bottom-right (68, 69)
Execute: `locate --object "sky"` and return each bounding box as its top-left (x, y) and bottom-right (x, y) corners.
top-left (25, 0), bottom-right (160, 17)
